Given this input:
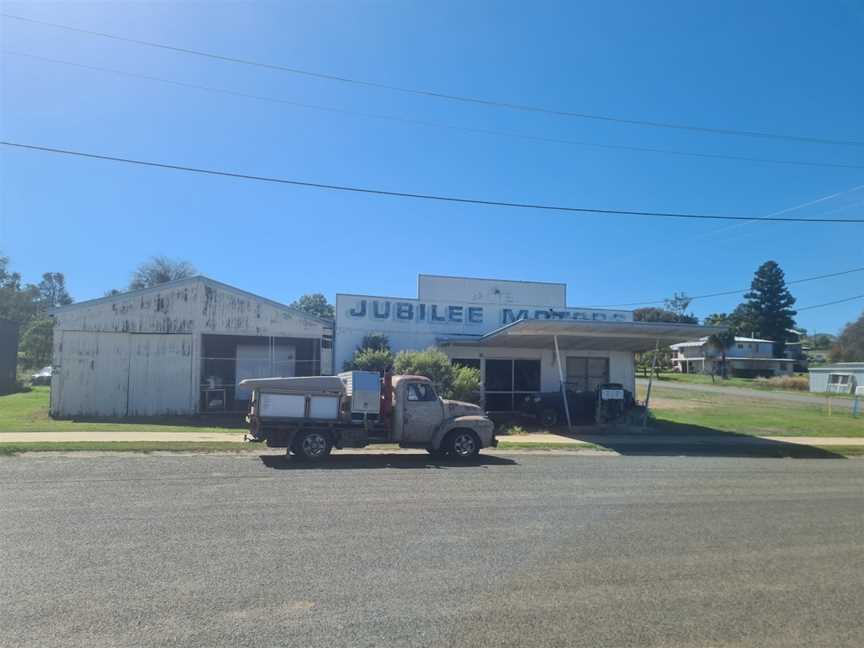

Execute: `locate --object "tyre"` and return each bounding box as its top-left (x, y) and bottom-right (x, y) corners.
top-left (446, 429), bottom-right (481, 459)
top-left (292, 430), bottom-right (333, 462)
top-left (540, 408), bottom-right (559, 427)
top-left (426, 448), bottom-right (448, 458)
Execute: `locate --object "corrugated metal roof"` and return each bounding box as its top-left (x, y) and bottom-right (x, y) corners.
top-left (50, 275), bottom-right (333, 326)
top-left (439, 319), bottom-right (723, 353)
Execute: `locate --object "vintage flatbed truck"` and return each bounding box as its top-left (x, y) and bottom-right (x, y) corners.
top-left (241, 371), bottom-right (497, 461)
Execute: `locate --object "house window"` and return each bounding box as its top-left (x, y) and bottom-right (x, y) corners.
top-left (737, 343), bottom-right (744, 350)
top-left (566, 357), bottom-right (610, 392)
top-left (484, 359), bottom-right (541, 412)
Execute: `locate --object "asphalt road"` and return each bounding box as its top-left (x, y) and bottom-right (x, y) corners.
top-left (638, 378), bottom-right (855, 411)
top-left (2, 452), bottom-right (863, 648)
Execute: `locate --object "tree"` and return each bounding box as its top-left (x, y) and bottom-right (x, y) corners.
top-left (130, 256), bottom-right (197, 290)
top-left (0, 255), bottom-right (39, 323)
top-left (37, 272), bottom-right (73, 310)
top-left (664, 292), bottom-right (698, 323)
top-left (633, 307), bottom-right (697, 324)
top-left (707, 329), bottom-right (736, 379)
top-left (289, 293), bottom-right (334, 320)
top-left (19, 318), bottom-right (54, 369)
top-left (635, 348), bottom-right (672, 378)
top-left (633, 293), bottom-right (697, 324)
top-left (807, 333), bottom-right (835, 349)
top-left (830, 311), bottom-right (864, 362)
top-left (704, 304), bottom-right (758, 338)
top-left (742, 261), bottom-right (797, 357)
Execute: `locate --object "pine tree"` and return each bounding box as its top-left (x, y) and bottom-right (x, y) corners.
top-left (743, 261), bottom-right (797, 357)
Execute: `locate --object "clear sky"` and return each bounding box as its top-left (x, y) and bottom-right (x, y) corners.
top-left (1, 1), bottom-right (862, 334)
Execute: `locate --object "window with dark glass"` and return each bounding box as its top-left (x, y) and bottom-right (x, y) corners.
top-left (483, 358), bottom-right (541, 411)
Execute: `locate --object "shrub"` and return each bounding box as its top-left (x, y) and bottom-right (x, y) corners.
top-left (450, 365), bottom-right (481, 404)
top-left (753, 375), bottom-right (809, 391)
top-left (343, 348), bottom-right (394, 373)
top-left (393, 348), bottom-right (455, 395)
top-left (359, 333), bottom-right (390, 352)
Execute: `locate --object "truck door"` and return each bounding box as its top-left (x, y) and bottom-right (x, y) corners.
top-left (401, 382), bottom-right (444, 443)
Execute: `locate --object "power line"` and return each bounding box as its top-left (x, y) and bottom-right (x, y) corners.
top-left (693, 182), bottom-right (864, 242)
top-left (4, 141), bottom-right (864, 224)
top-left (594, 266), bottom-right (864, 308)
top-left (6, 50), bottom-right (864, 173)
top-left (4, 12), bottom-right (864, 148)
top-left (798, 294), bottom-right (864, 312)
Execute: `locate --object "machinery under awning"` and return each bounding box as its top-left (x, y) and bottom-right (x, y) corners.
top-left (438, 318), bottom-right (724, 353)
top-left (440, 318), bottom-right (724, 432)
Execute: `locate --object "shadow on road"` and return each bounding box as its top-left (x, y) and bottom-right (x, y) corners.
top-left (575, 421), bottom-right (845, 459)
top-left (259, 453), bottom-right (519, 470)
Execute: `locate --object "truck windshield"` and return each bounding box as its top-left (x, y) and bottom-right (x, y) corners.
top-left (406, 383), bottom-right (436, 401)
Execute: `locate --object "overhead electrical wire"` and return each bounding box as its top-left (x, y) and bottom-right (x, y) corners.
top-left (798, 294), bottom-right (864, 312)
top-left (5, 50), bottom-right (864, 173)
top-left (692, 182), bottom-right (864, 242)
top-left (592, 266), bottom-right (864, 308)
top-left (4, 13), bottom-right (864, 148)
top-left (4, 141), bottom-right (864, 224)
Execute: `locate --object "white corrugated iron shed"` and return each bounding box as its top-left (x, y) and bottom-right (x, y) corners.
top-left (50, 276), bottom-right (333, 418)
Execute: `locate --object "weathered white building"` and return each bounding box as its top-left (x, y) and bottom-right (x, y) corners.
top-left (336, 275), bottom-right (716, 412)
top-left (670, 336), bottom-right (795, 377)
top-left (50, 276), bottom-right (332, 417)
top-left (808, 363), bottom-right (864, 394)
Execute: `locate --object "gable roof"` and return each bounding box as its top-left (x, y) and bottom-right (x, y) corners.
top-left (49, 275), bottom-right (333, 326)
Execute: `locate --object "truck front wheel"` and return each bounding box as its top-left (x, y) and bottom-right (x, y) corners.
top-left (293, 431), bottom-right (333, 462)
top-left (446, 429), bottom-right (481, 459)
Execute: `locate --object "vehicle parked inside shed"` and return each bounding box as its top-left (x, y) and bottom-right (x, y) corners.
top-left (242, 370), bottom-right (496, 461)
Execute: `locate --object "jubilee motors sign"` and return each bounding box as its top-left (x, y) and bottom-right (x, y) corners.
top-left (345, 298), bottom-right (630, 326)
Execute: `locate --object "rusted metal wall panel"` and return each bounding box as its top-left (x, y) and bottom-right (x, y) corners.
top-left (54, 278), bottom-right (331, 340)
top-left (128, 334), bottom-right (194, 416)
top-left (52, 331), bottom-right (130, 418)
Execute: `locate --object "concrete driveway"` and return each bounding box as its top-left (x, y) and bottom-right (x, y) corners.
top-left (2, 453), bottom-right (863, 647)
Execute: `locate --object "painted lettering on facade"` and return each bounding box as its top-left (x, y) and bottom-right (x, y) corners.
top-left (345, 299), bottom-right (627, 325)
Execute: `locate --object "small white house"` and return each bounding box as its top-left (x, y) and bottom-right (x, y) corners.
top-left (808, 363), bottom-right (864, 394)
top-left (670, 336), bottom-right (795, 377)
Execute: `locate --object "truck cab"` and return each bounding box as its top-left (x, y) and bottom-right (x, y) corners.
top-left (243, 372), bottom-right (496, 461)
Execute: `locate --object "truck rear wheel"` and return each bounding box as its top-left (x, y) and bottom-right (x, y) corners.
top-left (446, 429), bottom-right (481, 459)
top-left (292, 431), bottom-right (333, 462)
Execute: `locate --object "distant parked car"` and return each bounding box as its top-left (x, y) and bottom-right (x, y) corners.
top-left (30, 366), bottom-right (52, 386)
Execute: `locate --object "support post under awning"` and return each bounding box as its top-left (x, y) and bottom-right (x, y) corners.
top-left (641, 338), bottom-right (660, 429)
top-left (553, 334), bottom-right (573, 433)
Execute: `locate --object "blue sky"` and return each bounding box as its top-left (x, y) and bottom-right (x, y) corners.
top-left (1, 0), bottom-right (862, 334)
